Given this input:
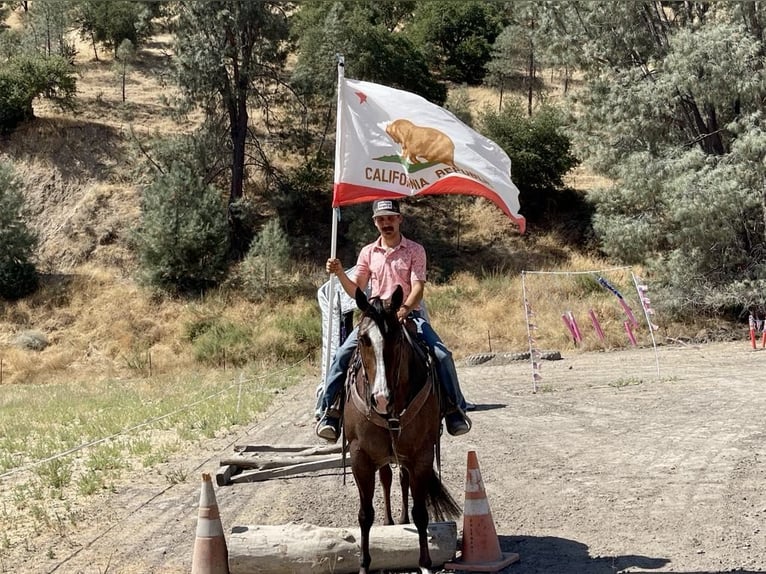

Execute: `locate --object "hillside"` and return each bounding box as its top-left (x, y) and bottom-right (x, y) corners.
top-left (0, 14), bottom-right (718, 388)
top-left (3, 32), bottom-right (186, 273)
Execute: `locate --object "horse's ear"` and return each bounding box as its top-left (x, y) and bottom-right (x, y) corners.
top-left (391, 285), bottom-right (404, 310)
top-left (355, 287), bottom-right (369, 312)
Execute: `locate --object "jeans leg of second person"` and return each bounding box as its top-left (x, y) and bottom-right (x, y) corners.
top-left (413, 316), bottom-right (467, 411)
top-left (321, 327), bottom-right (359, 414)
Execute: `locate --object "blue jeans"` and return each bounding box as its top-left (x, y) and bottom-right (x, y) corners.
top-left (320, 312), bottom-right (466, 414)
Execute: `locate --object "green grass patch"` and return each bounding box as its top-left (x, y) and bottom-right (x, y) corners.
top-left (86, 443), bottom-right (127, 472)
top-left (77, 473), bottom-right (104, 496)
top-left (191, 320), bottom-right (254, 367)
top-left (0, 366), bottom-right (304, 482)
top-left (35, 458), bottom-right (73, 492)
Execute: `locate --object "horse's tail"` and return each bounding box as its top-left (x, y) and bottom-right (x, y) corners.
top-left (426, 468), bottom-right (461, 521)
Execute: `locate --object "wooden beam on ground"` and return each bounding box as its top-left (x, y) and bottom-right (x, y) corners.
top-left (219, 453), bottom-right (342, 470)
top-left (295, 444), bottom-right (343, 456)
top-left (233, 444), bottom-right (315, 453)
top-left (228, 522), bottom-right (457, 574)
top-left (215, 464), bottom-right (241, 487)
top-left (228, 457), bottom-right (344, 484)
top-left (232, 444), bottom-right (343, 454)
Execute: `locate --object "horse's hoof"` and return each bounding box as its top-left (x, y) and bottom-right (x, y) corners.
top-left (418, 567), bottom-right (433, 574)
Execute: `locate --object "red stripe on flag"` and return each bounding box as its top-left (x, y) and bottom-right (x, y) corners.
top-left (333, 178), bottom-right (526, 234)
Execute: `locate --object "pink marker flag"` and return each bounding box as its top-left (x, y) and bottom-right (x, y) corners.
top-left (562, 314), bottom-right (576, 340)
top-left (589, 309), bottom-right (605, 341)
top-left (333, 78), bottom-right (526, 233)
top-left (568, 311), bottom-right (583, 343)
top-left (624, 320), bottom-right (637, 346)
top-left (619, 299), bottom-right (639, 327)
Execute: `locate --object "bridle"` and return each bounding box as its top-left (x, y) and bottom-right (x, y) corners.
top-left (342, 292), bottom-right (444, 480)
top-left (349, 313), bottom-right (435, 460)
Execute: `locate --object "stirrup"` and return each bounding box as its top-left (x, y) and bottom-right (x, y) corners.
top-left (445, 411), bottom-right (471, 437)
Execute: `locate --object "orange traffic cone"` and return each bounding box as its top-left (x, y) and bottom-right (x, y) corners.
top-left (445, 451), bottom-right (519, 572)
top-left (191, 473), bottom-right (229, 574)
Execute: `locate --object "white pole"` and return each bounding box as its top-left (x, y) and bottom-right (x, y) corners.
top-left (631, 271), bottom-right (661, 378)
top-left (322, 55), bottom-right (345, 390)
top-left (521, 271), bottom-right (538, 393)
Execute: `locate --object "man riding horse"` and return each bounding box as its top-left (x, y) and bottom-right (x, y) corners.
top-left (316, 198), bottom-right (472, 441)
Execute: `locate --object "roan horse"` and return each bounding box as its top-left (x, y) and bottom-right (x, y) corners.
top-left (343, 285), bottom-right (460, 574)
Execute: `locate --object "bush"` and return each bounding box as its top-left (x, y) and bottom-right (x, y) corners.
top-left (239, 218), bottom-right (293, 298)
top-left (269, 162), bottom-right (334, 260)
top-left (0, 54), bottom-right (76, 134)
top-left (480, 102), bottom-right (584, 230)
top-left (0, 162), bottom-right (38, 300)
top-left (135, 162), bottom-right (230, 293)
top-left (0, 261), bottom-right (38, 300)
top-left (190, 320), bottom-right (253, 367)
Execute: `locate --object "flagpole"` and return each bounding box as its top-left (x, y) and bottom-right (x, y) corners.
top-left (323, 55), bottom-right (345, 392)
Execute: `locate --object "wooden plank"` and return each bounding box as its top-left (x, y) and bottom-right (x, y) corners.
top-left (229, 457), bottom-right (345, 484)
top-left (229, 521), bottom-right (457, 574)
top-left (219, 453), bottom-right (342, 470)
top-left (215, 464), bottom-right (241, 486)
top-left (232, 443), bottom-right (343, 455)
top-left (233, 444), bottom-right (316, 453)
top-left (296, 444), bottom-right (343, 456)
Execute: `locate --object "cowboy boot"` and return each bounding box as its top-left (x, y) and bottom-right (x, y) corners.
top-left (444, 408), bottom-right (471, 436)
top-left (316, 411), bottom-right (340, 442)
top-left (316, 392), bottom-right (344, 442)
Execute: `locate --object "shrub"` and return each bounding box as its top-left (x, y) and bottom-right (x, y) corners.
top-left (239, 218), bottom-right (293, 298)
top-left (135, 162), bottom-right (230, 293)
top-left (0, 55), bottom-right (76, 134)
top-left (268, 162), bottom-right (333, 260)
top-left (480, 102), bottom-right (585, 232)
top-left (0, 161), bottom-right (38, 300)
top-left (191, 320), bottom-right (253, 367)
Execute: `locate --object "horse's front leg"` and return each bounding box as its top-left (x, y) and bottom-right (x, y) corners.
top-left (409, 467), bottom-right (433, 573)
top-left (398, 467), bottom-right (410, 524)
top-left (352, 453), bottom-right (377, 574)
top-left (379, 464), bottom-right (394, 525)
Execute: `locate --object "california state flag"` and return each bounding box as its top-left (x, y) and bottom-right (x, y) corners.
top-left (334, 77), bottom-right (526, 233)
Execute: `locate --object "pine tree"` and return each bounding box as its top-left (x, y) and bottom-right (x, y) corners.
top-left (0, 161), bottom-right (38, 300)
top-left (536, 2), bottom-right (766, 316)
top-left (240, 218), bottom-right (292, 298)
top-left (135, 162), bottom-right (230, 293)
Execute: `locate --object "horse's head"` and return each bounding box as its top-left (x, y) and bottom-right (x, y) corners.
top-left (355, 285), bottom-right (405, 416)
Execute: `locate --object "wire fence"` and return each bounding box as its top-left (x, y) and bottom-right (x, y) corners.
top-left (0, 355), bottom-right (310, 482)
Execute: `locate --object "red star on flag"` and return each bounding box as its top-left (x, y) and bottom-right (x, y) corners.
top-left (354, 91), bottom-right (367, 104)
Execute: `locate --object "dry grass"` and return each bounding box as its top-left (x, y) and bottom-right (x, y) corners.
top-left (564, 164), bottom-right (613, 191)
top-left (425, 247), bottom-right (649, 358)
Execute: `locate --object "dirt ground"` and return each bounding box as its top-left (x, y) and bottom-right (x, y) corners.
top-left (6, 340), bottom-right (766, 574)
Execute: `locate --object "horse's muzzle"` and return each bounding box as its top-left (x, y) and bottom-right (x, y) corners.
top-left (372, 391), bottom-right (390, 415)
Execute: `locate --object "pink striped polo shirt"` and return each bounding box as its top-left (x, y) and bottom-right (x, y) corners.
top-left (354, 235), bottom-right (427, 307)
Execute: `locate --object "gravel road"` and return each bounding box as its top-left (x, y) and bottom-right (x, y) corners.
top-left (8, 340), bottom-right (766, 574)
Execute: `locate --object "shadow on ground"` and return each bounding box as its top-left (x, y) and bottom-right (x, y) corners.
top-left (467, 403), bottom-right (506, 412)
top-left (485, 534), bottom-right (762, 573)
top-left (491, 534), bottom-right (665, 573)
